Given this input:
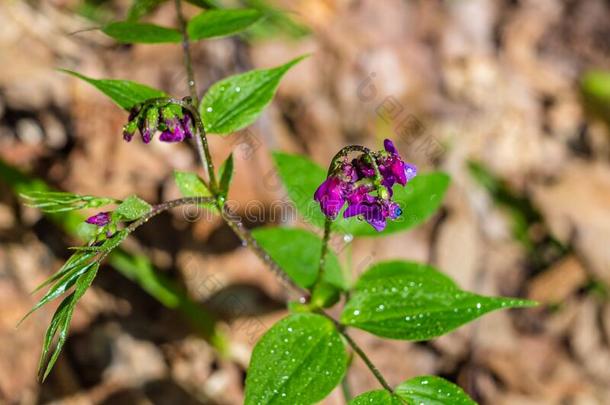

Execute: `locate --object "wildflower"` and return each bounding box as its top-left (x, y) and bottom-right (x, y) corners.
top-left (377, 139), bottom-right (417, 189)
top-left (314, 176), bottom-right (348, 218)
top-left (122, 103), bottom-right (194, 144)
top-left (343, 197), bottom-right (402, 232)
top-left (85, 211), bottom-right (111, 227)
top-left (314, 139), bottom-right (417, 231)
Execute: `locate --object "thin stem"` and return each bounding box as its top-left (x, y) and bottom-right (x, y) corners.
top-left (314, 217), bottom-right (332, 286)
top-left (221, 204), bottom-right (308, 297)
top-left (328, 144), bottom-right (381, 179)
top-left (126, 196), bottom-right (215, 234)
top-left (340, 329), bottom-right (395, 394)
top-left (174, 0), bottom-right (197, 104)
top-left (169, 9), bottom-right (394, 393)
top-left (174, 0), bottom-right (217, 190)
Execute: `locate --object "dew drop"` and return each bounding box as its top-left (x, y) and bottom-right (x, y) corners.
top-left (206, 107), bottom-right (213, 112)
top-left (476, 302), bottom-right (482, 309)
top-left (343, 234), bottom-right (353, 243)
top-left (353, 309), bottom-right (361, 316)
top-left (235, 86), bottom-right (241, 92)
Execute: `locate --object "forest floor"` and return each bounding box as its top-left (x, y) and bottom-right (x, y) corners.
top-left (1, 0), bottom-right (610, 404)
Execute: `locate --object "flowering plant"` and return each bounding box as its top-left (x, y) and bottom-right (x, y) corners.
top-left (18, 2), bottom-right (536, 404)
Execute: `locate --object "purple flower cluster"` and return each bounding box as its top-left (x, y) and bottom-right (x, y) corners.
top-left (314, 139), bottom-right (417, 232)
top-left (123, 104), bottom-right (194, 144)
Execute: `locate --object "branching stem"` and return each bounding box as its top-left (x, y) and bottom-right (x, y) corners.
top-left (174, 0), bottom-right (217, 190)
top-left (171, 9), bottom-right (395, 396)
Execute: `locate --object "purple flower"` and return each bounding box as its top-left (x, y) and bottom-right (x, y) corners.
top-left (159, 115), bottom-right (195, 143)
top-left (122, 105), bottom-right (195, 144)
top-left (141, 127), bottom-right (153, 143)
top-left (314, 139), bottom-right (416, 231)
top-left (123, 130), bottom-right (134, 142)
top-left (343, 197), bottom-right (402, 232)
top-left (314, 176), bottom-right (348, 218)
top-left (159, 118), bottom-right (185, 142)
top-left (85, 212), bottom-right (111, 227)
top-left (378, 139), bottom-right (417, 189)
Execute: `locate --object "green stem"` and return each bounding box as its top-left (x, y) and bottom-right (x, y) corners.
top-left (221, 205), bottom-right (308, 297)
top-left (340, 329), bottom-right (395, 394)
top-left (126, 196), bottom-right (215, 234)
top-left (171, 6), bottom-right (393, 394)
top-left (314, 217), bottom-right (332, 286)
top-left (174, 0), bottom-right (217, 191)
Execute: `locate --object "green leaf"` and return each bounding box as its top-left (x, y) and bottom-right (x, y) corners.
top-left (218, 153), bottom-right (234, 198)
top-left (187, 9), bottom-right (263, 40)
top-left (310, 281), bottom-right (340, 308)
top-left (271, 152), bottom-right (326, 228)
top-left (251, 227), bottom-right (347, 290)
top-left (271, 152), bottom-right (449, 237)
top-left (582, 70), bottom-right (610, 125)
top-left (341, 261), bottom-right (537, 340)
top-left (127, 0), bottom-right (166, 21)
top-left (103, 21), bottom-right (182, 44)
top-left (185, 0), bottom-right (221, 8)
top-left (114, 195), bottom-right (151, 221)
top-left (244, 314), bottom-right (347, 405)
top-left (201, 56), bottom-right (306, 134)
top-left (60, 69), bottom-right (167, 110)
top-left (174, 170), bottom-right (212, 198)
top-left (32, 251), bottom-right (98, 294)
top-left (38, 293), bottom-right (76, 381)
top-left (350, 390), bottom-right (403, 405)
top-left (19, 260), bottom-right (98, 325)
top-left (241, 0), bottom-right (310, 40)
top-left (20, 191), bottom-right (117, 213)
top-left (396, 376), bottom-right (477, 405)
top-left (39, 262), bottom-right (100, 381)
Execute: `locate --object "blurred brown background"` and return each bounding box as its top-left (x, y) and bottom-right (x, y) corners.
top-left (1, 0), bottom-right (610, 404)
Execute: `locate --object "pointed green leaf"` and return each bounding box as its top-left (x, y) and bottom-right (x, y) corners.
top-left (218, 153), bottom-right (234, 198)
top-left (272, 152), bottom-right (449, 237)
top-left (244, 314), bottom-right (347, 405)
top-left (396, 376), bottom-right (477, 405)
top-left (187, 9), bottom-right (263, 40)
top-left (20, 261), bottom-right (97, 325)
top-left (341, 261), bottom-right (537, 340)
top-left (185, 0), bottom-right (221, 8)
top-left (201, 56), bottom-right (306, 134)
top-left (114, 195), bottom-right (152, 221)
top-left (174, 170), bottom-right (212, 198)
top-left (39, 262), bottom-right (99, 381)
top-left (20, 191), bottom-right (116, 213)
top-left (350, 390), bottom-right (403, 405)
top-left (127, 0), bottom-right (166, 21)
top-left (60, 69), bottom-right (167, 110)
top-left (38, 293), bottom-right (76, 381)
top-left (32, 251), bottom-right (97, 293)
top-left (103, 21), bottom-right (182, 44)
top-left (251, 227), bottom-right (347, 290)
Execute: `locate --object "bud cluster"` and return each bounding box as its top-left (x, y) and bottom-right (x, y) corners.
top-left (122, 102), bottom-right (194, 144)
